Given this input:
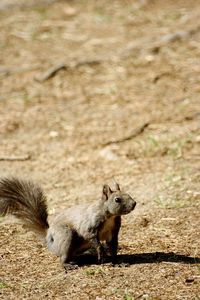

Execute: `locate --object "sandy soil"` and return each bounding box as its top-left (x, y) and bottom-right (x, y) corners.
top-left (0, 0), bottom-right (200, 299)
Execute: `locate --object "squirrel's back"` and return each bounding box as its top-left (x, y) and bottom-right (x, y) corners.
top-left (0, 177), bottom-right (49, 236)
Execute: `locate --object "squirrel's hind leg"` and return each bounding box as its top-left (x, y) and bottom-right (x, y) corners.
top-left (46, 225), bottom-right (77, 269)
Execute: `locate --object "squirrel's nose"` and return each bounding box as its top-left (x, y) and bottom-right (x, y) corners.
top-left (132, 200), bottom-right (137, 210)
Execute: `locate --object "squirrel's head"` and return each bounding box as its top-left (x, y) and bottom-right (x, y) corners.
top-left (102, 183), bottom-right (136, 216)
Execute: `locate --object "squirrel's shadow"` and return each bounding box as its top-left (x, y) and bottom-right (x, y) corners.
top-left (73, 252), bottom-right (200, 266)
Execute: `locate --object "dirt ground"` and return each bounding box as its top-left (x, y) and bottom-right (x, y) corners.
top-left (0, 0), bottom-right (200, 299)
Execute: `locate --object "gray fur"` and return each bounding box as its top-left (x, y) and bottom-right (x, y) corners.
top-left (0, 178), bottom-right (136, 267)
top-left (0, 178), bottom-right (48, 237)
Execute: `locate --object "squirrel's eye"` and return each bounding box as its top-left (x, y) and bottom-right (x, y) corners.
top-left (115, 197), bottom-right (122, 203)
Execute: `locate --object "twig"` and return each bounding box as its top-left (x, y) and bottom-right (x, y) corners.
top-left (0, 155), bottom-right (31, 162)
top-left (102, 122), bottom-right (149, 147)
top-left (35, 59), bottom-right (103, 82)
top-left (35, 63), bottom-right (67, 82)
top-left (0, 0), bottom-right (58, 12)
top-left (121, 25), bottom-right (200, 58)
top-left (73, 59), bottom-right (102, 68)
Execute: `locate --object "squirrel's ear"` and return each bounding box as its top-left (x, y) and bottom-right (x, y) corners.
top-left (102, 184), bottom-right (112, 201)
top-left (113, 182), bottom-right (120, 191)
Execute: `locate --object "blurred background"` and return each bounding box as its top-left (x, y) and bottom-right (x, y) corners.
top-left (0, 1), bottom-right (200, 299)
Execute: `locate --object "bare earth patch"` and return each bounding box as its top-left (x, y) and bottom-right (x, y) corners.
top-left (0, 0), bottom-right (200, 299)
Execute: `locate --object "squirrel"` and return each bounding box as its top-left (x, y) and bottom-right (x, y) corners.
top-left (0, 177), bottom-right (136, 269)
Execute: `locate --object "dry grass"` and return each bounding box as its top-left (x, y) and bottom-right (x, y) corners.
top-left (0, 0), bottom-right (200, 299)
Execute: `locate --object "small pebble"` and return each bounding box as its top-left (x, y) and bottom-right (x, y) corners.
top-left (49, 131), bottom-right (59, 138)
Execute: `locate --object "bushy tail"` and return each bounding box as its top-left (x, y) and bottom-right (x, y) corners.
top-left (0, 177), bottom-right (49, 237)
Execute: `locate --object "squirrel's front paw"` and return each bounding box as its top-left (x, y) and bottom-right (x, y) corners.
top-left (97, 246), bottom-right (107, 264)
top-left (63, 263), bottom-right (79, 272)
top-left (112, 262), bottom-right (130, 268)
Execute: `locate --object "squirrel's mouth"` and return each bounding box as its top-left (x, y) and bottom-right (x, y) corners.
top-left (123, 202), bottom-right (137, 214)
